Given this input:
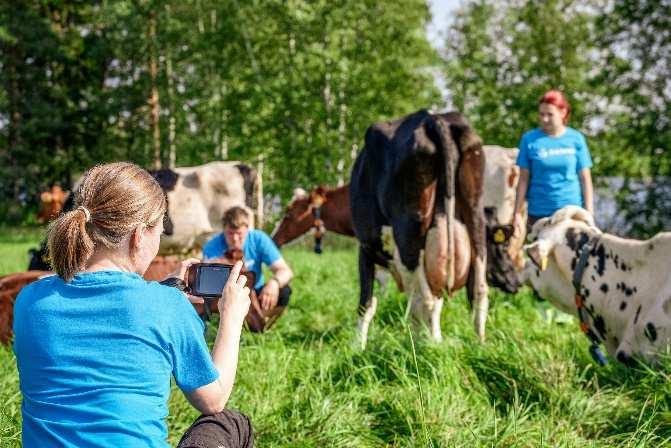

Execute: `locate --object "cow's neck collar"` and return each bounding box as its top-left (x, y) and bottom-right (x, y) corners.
top-left (312, 205), bottom-right (325, 254)
top-left (571, 234), bottom-right (608, 366)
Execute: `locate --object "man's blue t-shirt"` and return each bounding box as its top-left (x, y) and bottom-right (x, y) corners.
top-left (202, 229), bottom-right (281, 290)
top-left (13, 271), bottom-right (219, 448)
top-left (516, 127), bottom-right (593, 217)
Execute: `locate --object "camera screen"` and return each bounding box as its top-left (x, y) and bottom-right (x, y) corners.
top-left (196, 265), bottom-right (231, 296)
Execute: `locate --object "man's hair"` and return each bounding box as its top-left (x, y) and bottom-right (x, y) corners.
top-left (222, 206), bottom-right (250, 228)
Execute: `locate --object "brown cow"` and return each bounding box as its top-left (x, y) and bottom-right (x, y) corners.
top-left (37, 185), bottom-right (69, 223)
top-left (2, 254), bottom-right (267, 343)
top-left (0, 271), bottom-right (52, 344)
top-left (272, 185), bottom-right (354, 251)
top-left (1, 260), bottom-right (187, 344)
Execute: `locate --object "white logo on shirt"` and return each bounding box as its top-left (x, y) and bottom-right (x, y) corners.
top-left (537, 147), bottom-right (575, 158)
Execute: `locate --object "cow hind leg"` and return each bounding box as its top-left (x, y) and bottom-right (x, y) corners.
top-left (406, 254), bottom-right (443, 342)
top-left (408, 292), bottom-right (442, 343)
top-left (469, 256), bottom-right (489, 342)
top-left (430, 298), bottom-right (444, 342)
top-left (357, 296), bottom-right (378, 350)
top-left (356, 247), bottom-right (377, 350)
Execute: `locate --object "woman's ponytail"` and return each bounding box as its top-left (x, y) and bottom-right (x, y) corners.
top-left (47, 207), bottom-right (95, 281)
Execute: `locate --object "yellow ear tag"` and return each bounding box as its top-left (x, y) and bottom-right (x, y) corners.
top-left (494, 229), bottom-right (505, 243)
top-left (540, 256), bottom-right (548, 271)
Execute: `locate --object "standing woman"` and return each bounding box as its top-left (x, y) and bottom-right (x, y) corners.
top-left (512, 89), bottom-right (594, 232)
top-left (13, 162), bottom-right (254, 447)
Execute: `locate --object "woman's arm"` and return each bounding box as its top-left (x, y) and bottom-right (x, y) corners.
top-left (184, 262), bottom-right (250, 414)
top-left (512, 168), bottom-right (530, 231)
top-left (579, 168), bottom-right (594, 215)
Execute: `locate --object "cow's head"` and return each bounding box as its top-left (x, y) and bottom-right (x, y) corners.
top-left (37, 185), bottom-right (68, 224)
top-left (272, 188), bottom-right (326, 247)
top-left (525, 206), bottom-right (600, 272)
top-left (484, 206), bottom-right (521, 293)
top-left (149, 169), bottom-right (179, 237)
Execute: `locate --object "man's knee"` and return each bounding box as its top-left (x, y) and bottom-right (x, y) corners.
top-left (278, 284), bottom-right (292, 307)
top-left (177, 409), bottom-right (254, 448)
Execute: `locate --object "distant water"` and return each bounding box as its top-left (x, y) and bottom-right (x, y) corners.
top-left (266, 177), bottom-right (670, 238)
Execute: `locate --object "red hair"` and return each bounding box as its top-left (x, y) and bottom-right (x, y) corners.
top-left (539, 90), bottom-right (570, 124)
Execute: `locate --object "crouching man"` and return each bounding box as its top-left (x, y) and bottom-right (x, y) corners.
top-left (203, 206), bottom-right (293, 332)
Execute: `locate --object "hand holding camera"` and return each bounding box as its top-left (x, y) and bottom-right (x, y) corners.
top-left (213, 261), bottom-right (251, 325)
top-left (186, 261), bottom-right (251, 325)
top-left (162, 260), bottom-right (251, 324)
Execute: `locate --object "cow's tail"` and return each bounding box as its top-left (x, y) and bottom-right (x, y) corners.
top-left (432, 115), bottom-right (458, 293)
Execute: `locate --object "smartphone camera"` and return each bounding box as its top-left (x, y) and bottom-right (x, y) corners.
top-left (186, 263), bottom-right (233, 300)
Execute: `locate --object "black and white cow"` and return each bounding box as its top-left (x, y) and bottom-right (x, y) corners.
top-left (28, 161), bottom-right (261, 269)
top-left (350, 109), bottom-right (517, 346)
top-left (524, 205), bottom-right (671, 364)
top-left (148, 161), bottom-right (261, 254)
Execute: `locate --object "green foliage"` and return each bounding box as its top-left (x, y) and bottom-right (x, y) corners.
top-left (1, 239), bottom-right (671, 446)
top-left (592, 0), bottom-right (671, 237)
top-left (0, 0), bottom-right (439, 220)
top-left (443, 0), bottom-right (670, 237)
top-left (444, 0), bottom-right (597, 152)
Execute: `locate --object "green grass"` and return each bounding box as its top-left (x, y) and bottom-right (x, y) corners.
top-left (1, 229), bottom-right (671, 446)
top-left (0, 226), bottom-right (45, 274)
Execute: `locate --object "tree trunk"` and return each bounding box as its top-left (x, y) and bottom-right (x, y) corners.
top-left (3, 41), bottom-right (22, 200)
top-left (148, 10), bottom-right (162, 169)
top-left (164, 5), bottom-right (176, 168)
top-left (336, 70), bottom-right (348, 186)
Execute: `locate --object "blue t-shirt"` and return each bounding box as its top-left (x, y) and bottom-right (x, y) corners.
top-left (516, 127), bottom-right (593, 217)
top-left (202, 229), bottom-right (281, 290)
top-left (13, 271), bottom-right (219, 448)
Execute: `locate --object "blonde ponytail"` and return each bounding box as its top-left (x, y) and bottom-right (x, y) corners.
top-left (47, 208), bottom-right (95, 281)
top-left (47, 162), bottom-right (167, 281)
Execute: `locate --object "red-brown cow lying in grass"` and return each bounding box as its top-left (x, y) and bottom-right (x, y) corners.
top-left (1, 254), bottom-right (269, 343)
top-left (0, 258), bottom-right (187, 344)
top-left (0, 271), bottom-right (52, 344)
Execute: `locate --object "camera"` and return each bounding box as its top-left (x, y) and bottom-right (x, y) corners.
top-left (186, 263), bottom-right (233, 299)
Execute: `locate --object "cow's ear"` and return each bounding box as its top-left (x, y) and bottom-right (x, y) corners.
top-left (292, 188), bottom-right (307, 200)
top-left (493, 225), bottom-right (514, 244)
top-left (525, 242), bottom-right (549, 271)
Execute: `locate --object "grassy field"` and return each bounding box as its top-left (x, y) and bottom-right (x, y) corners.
top-left (1, 231), bottom-right (670, 447)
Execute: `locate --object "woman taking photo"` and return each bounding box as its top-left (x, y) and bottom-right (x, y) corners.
top-left (512, 89), bottom-right (594, 232)
top-left (13, 162), bottom-right (253, 447)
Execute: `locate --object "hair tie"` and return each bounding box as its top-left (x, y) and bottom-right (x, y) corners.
top-left (77, 206), bottom-right (91, 223)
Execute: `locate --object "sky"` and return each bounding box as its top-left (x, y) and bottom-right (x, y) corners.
top-left (426, 0), bottom-right (463, 106)
top-left (427, 0), bottom-right (463, 50)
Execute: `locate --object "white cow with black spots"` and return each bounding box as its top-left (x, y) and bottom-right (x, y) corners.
top-left (523, 205), bottom-right (671, 364)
